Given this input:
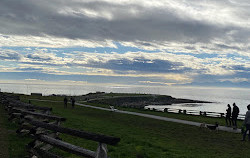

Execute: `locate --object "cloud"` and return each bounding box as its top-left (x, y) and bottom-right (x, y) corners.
top-left (26, 53), bottom-right (53, 61)
top-left (58, 80), bottom-right (88, 85)
top-left (15, 67), bottom-right (44, 71)
top-left (19, 50), bottom-right (68, 66)
top-left (0, 49), bottom-right (22, 60)
top-left (219, 78), bottom-right (249, 83)
top-left (85, 58), bottom-right (189, 74)
top-left (0, 0), bottom-right (249, 48)
top-left (1, 48), bottom-right (247, 80)
top-left (139, 81), bottom-right (176, 86)
top-left (0, 0), bottom-right (249, 77)
top-left (0, 34), bottom-right (117, 48)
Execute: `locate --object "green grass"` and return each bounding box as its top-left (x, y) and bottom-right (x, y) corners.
top-left (81, 102), bottom-right (243, 127)
top-left (0, 104), bottom-right (31, 158)
top-left (17, 95), bottom-right (249, 158)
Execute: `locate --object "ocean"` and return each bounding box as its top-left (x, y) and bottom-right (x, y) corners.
top-left (0, 83), bottom-right (249, 115)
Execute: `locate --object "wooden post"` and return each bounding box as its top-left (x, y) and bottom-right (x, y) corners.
top-left (26, 119), bottom-right (120, 145)
top-left (178, 109), bottom-right (182, 114)
top-left (38, 135), bottom-right (96, 158)
top-left (183, 110), bottom-right (187, 114)
top-left (203, 112), bottom-right (207, 116)
top-left (164, 108), bottom-right (168, 113)
top-left (199, 111), bottom-right (202, 116)
top-left (96, 143), bottom-right (108, 158)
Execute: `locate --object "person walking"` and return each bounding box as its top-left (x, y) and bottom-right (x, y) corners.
top-left (225, 104), bottom-right (231, 127)
top-left (64, 96), bottom-right (68, 108)
top-left (232, 103), bottom-right (239, 129)
top-left (71, 96), bottom-right (75, 108)
top-left (242, 104), bottom-right (250, 141)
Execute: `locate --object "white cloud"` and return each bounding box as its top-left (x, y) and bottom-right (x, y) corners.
top-left (139, 81), bottom-right (181, 86)
top-left (0, 34), bottom-right (116, 48)
top-left (219, 78), bottom-right (249, 83)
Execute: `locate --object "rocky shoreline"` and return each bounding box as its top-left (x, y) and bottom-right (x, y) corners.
top-left (83, 92), bottom-right (212, 109)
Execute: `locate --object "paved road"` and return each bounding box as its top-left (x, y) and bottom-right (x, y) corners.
top-left (75, 103), bottom-right (241, 133)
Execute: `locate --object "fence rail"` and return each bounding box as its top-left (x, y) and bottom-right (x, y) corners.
top-left (147, 107), bottom-right (246, 120)
top-left (26, 118), bottom-right (120, 145)
top-left (0, 92), bottom-right (120, 158)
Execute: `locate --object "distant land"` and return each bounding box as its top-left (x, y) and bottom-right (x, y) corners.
top-left (76, 92), bottom-right (212, 109)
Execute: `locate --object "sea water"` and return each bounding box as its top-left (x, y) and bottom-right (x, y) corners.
top-left (0, 83), bottom-right (249, 114)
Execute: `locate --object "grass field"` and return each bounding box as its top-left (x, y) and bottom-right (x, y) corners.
top-left (0, 104), bottom-right (31, 158)
top-left (1, 94), bottom-right (249, 158)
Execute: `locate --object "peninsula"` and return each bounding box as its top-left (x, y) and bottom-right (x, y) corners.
top-left (77, 92), bottom-right (212, 109)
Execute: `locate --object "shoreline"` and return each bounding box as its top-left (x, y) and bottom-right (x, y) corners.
top-left (79, 92), bottom-right (213, 108)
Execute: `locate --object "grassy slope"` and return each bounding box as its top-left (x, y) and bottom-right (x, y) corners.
top-left (0, 104), bottom-right (31, 158)
top-left (19, 96), bottom-right (249, 158)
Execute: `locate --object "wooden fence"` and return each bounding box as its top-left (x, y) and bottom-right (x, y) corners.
top-left (0, 93), bottom-right (120, 158)
top-left (147, 107), bottom-right (246, 120)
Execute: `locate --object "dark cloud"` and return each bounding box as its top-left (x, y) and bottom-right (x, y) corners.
top-left (222, 65), bottom-right (250, 72)
top-left (215, 44), bottom-right (241, 50)
top-left (0, 71), bottom-right (155, 85)
top-left (231, 65), bottom-right (250, 72)
top-left (0, 0), bottom-right (247, 43)
top-left (20, 61), bottom-right (61, 67)
top-left (0, 51), bottom-right (21, 60)
top-left (84, 58), bottom-right (190, 73)
top-left (15, 67), bottom-right (44, 71)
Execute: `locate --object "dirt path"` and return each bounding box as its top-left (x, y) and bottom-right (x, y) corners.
top-left (0, 107), bottom-right (9, 158)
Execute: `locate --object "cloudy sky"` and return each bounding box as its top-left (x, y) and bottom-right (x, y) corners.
top-left (0, 0), bottom-right (249, 88)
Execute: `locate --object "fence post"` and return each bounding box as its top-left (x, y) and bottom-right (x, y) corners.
top-left (199, 111), bottom-right (202, 116)
top-left (203, 112), bottom-right (207, 116)
top-left (164, 108), bottom-right (168, 113)
top-left (220, 113), bottom-right (224, 118)
top-left (183, 110), bottom-right (186, 114)
top-left (96, 143), bottom-right (108, 158)
top-left (178, 109), bottom-right (182, 114)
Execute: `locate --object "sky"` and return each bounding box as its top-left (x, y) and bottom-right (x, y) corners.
top-left (0, 0), bottom-right (249, 88)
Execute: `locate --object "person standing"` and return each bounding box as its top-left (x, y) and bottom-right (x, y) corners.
top-left (232, 103), bottom-right (239, 129)
top-left (64, 96), bottom-right (68, 108)
top-left (242, 104), bottom-right (250, 141)
top-left (71, 97), bottom-right (75, 108)
top-left (225, 104), bottom-right (231, 127)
